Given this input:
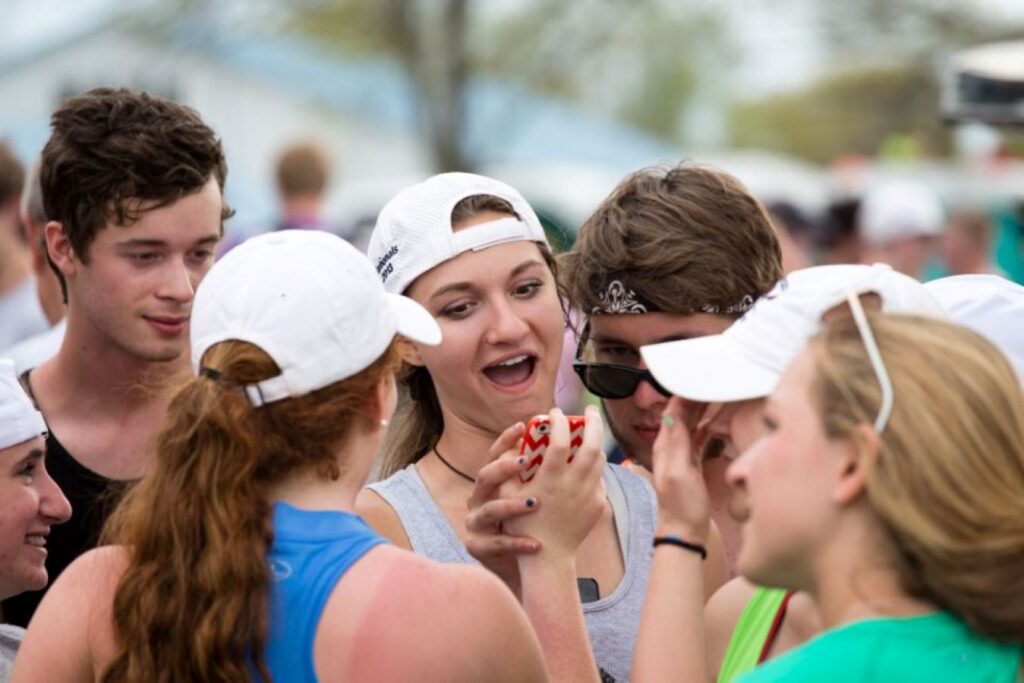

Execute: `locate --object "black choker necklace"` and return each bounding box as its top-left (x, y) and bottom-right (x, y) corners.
top-left (433, 446), bottom-right (476, 484)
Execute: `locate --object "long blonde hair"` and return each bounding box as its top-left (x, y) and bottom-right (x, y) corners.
top-left (100, 340), bottom-right (401, 682)
top-left (813, 312), bottom-right (1024, 642)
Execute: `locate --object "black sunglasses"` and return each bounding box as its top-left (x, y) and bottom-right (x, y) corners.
top-left (572, 325), bottom-right (672, 399)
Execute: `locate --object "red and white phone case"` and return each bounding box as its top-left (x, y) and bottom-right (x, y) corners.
top-left (518, 414), bottom-right (586, 482)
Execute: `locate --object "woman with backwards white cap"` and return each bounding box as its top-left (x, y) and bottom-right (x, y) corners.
top-left (358, 173), bottom-right (659, 682)
top-left (0, 359), bottom-right (70, 682)
top-left (11, 231), bottom-right (552, 683)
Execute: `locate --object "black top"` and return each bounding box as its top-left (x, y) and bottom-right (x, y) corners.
top-left (0, 374), bottom-right (127, 627)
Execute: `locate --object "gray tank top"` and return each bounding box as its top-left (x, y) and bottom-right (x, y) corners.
top-left (366, 463), bottom-right (656, 683)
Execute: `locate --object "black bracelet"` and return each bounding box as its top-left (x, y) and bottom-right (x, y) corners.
top-left (653, 535), bottom-right (707, 560)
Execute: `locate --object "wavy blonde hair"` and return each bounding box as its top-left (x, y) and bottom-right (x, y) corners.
top-left (100, 339), bottom-right (401, 682)
top-left (813, 312), bottom-right (1024, 642)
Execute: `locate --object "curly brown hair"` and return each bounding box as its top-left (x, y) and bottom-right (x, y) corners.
top-left (40, 88), bottom-right (232, 268)
top-left (561, 163), bottom-right (782, 317)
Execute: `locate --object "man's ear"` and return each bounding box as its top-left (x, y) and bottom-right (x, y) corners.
top-left (44, 221), bottom-right (76, 277)
top-left (832, 424), bottom-right (881, 506)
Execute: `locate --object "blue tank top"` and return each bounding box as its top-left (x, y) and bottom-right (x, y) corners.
top-left (261, 502), bottom-right (386, 682)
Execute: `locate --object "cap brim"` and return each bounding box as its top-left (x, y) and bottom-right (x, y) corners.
top-left (641, 334), bottom-right (781, 403)
top-left (387, 293), bottom-right (442, 346)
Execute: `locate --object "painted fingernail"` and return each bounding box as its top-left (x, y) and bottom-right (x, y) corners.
top-left (662, 413), bottom-right (676, 427)
top-left (525, 497), bottom-right (537, 508)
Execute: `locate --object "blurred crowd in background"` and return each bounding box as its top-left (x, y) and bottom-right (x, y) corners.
top-left (2, 0), bottom-right (1023, 359)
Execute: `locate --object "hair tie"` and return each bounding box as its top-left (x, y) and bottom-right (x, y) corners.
top-left (199, 367), bottom-right (225, 383)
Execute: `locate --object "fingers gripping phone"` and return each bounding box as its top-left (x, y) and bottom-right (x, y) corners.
top-left (518, 414), bottom-right (586, 482)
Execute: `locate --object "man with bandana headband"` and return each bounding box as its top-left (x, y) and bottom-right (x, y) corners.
top-left (560, 163), bottom-right (783, 569)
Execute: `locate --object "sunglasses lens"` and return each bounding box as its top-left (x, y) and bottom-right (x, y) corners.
top-left (583, 366), bottom-right (638, 399)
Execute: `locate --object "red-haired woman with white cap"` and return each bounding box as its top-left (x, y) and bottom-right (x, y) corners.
top-left (12, 232), bottom-right (550, 683)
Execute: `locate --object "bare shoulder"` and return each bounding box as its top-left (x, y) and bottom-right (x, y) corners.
top-left (704, 576), bottom-right (759, 679)
top-left (12, 546), bottom-right (128, 683)
top-left (315, 545), bottom-right (547, 683)
top-left (706, 576), bottom-right (758, 631)
top-left (354, 487), bottom-right (411, 549)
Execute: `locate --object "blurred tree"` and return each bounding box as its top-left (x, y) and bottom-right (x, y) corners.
top-left (474, 1), bottom-right (729, 141)
top-left (160, 0), bottom-right (729, 171)
top-left (729, 0), bottom-right (1024, 163)
top-left (807, 0), bottom-right (1021, 62)
top-left (287, 0), bottom-right (729, 170)
top-left (730, 65), bottom-right (946, 163)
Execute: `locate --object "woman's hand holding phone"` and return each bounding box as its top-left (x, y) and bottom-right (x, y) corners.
top-left (503, 405), bottom-right (606, 563)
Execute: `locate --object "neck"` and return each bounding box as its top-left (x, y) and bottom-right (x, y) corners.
top-left (960, 257), bottom-right (990, 275)
top-left (433, 408), bottom-right (521, 474)
top-left (38, 309), bottom-right (189, 411)
top-left (807, 519), bottom-right (936, 629)
top-left (269, 431), bottom-right (379, 512)
top-left (281, 196), bottom-right (322, 224)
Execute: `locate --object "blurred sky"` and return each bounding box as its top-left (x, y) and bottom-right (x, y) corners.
top-left (5, 0), bottom-right (1024, 99)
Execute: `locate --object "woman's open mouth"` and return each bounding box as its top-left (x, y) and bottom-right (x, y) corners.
top-left (482, 354), bottom-right (537, 391)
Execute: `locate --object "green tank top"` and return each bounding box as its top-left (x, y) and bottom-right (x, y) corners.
top-left (737, 611), bottom-right (1022, 683)
top-left (717, 587), bottom-right (790, 683)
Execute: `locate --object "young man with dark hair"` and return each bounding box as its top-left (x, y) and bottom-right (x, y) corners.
top-left (560, 163), bottom-right (783, 568)
top-left (1, 88), bottom-right (231, 625)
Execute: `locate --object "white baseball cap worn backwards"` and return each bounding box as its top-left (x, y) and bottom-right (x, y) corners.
top-left (0, 358), bottom-right (47, 450)
top-left (367, 172), bottom-right (549, 295)
top-left (640, 263), bottom-right (947, 403)
top-left (191, 230), bottom-right (441, 407)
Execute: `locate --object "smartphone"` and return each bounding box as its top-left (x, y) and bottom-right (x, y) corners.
top-left (577, 577), bottom-right (601, 603)
top-left (518, 414), bottom-right (586, 482)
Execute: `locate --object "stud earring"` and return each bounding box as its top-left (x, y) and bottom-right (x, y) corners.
top-left (380, 418), bottom-right (389, 429)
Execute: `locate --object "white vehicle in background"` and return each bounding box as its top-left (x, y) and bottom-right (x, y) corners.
top-left (942, 40), bottom-right (1024, 126)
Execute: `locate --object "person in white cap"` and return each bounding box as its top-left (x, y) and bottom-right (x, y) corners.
top-left (633, 309), bottom-right (1024, 682)
top-left (924, 273), bottom-right (1024, 383)
top-left (358, 172), bottom-right (648, 682)
top-left (635, 262), bottom-right (947, 681)
top-left (858, 179), bottom-right (944, 280)
top-left (12, 230), bottom-right (557, 683)
top-left (0, 358), bottom-right (71, 682)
